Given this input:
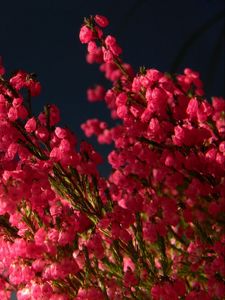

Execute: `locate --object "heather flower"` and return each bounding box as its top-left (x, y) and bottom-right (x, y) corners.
top-left (94, 15), bottom-right (109, 28)
top-left (0, 56), bottom-right (5, 75)
top-left (86, 85), bottom-right (105, 102)
top-left (79, 25), bottom-right (93, 44)
top-left (25, 117), bottom-right (36, 133)
top-left (0, 13), bottom-right (224, 300)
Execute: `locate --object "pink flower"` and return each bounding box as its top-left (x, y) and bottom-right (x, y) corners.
top-left (105, 35), bottom-right (122, 56)
top-left (123, 257), bottom-right (135, 272)
top-left (79, 25), bottom-right (93, 44)
top-left (102, 47), bottom-right (114, 62)
top-left (33, 128), bottom-right (47, 144)
top-left (212, 96), bottom-right (225, 112)
top-left (10, 71), bottom-right (27, 90)
top-left (7, 142), bottom-right (18, 160)
top-left (94, 15), bottom-right (109, 27)
top-left (0, 56), bottom-right (5, 75)
top-left (54, 127), bottom-right (67, 139)
top-left (117, 104), bottom-right (128, 119)
top-left (0, 13), bottom-right (224, 300)
top-left (28, 80), bottom-right (41, 97)
top-left (81, 118), bottom-right (107, 138)
top-left (86, 46), bottom-right (103, 64)
top-left (87, 40), bottom-right (97, 53)
top-left (8, 106), bottom-right (18, 121)
top-left (25, 117), bottom-right (36, 133)
top-left (87, 85), bottom-right (105, 102)
top-left (12, 97), bottom-right (23, 108)
top-left (186, 97), bottom-right (198, 119)
top-left (76, 288), bottom-right (105, 300)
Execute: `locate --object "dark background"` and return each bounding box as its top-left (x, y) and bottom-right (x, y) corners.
top-left (1, 0), bottom-right (224, 175)
top-left (0, 0), bottom-right (224, 298)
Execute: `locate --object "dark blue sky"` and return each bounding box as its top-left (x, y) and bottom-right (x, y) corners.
top-left (0, 1), bottom-right (224, 298)
top-left (0, 0), bottom-right (224, 176)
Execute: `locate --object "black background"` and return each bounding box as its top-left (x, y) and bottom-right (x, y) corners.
top-left (0, 1), bottom-right (224, 298)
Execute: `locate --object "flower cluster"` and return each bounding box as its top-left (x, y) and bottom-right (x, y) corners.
top-left (0, 14), bottom-right (224, 300)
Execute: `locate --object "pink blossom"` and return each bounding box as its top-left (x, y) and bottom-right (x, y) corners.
top-left (94, 15), bottom-right (109, 27)
top-left (105, 35), bottom-right (122, 56)
top-left (79, 25), bottom-right (93, 44)
top-left (0, 56), bottom-right (5, 75)
top-left (0, 13), bottom-right (224, 300)
top-left (25, 117), bottom-right (36, 133)
top-left (87, 85), bottom-right (105, 102)
top-left (186, 97), bottom-right (198, 119)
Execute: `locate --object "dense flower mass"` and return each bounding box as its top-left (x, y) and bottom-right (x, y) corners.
top-left (0, 14), bottom-right (224, 300)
